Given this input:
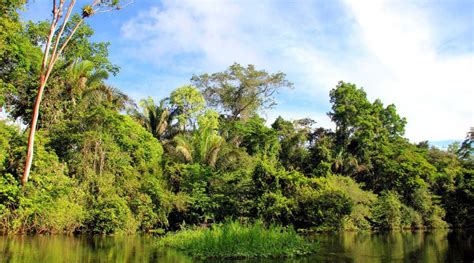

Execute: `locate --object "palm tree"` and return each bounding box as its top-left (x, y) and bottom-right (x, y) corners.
top-left (133, 97), bottom-right (171, 140)
top-left (66, 60), bottom-right (105, 104)
top-left (82, 84), bottom-right (133, 111)
top-left (332, 150), bottom-right (362, 176)
top-left (60, 60), bottom-right (133, 111)
top-left (174, 134), bottom-right (193, 163)
top-left (173, 128), bottom-right (224, 168)
top-left (172, 110), bottom-right (224, 168)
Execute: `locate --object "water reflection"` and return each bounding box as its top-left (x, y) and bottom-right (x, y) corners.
top-left (0, 230), bottom-right (472, 262)
top-left (0, 235), bottom-right (192, 263)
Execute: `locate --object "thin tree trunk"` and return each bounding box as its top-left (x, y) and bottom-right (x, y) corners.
top-left (20, 1), bottom-right (59, 185)
top-left (21, 0), bottom-right (73, 185)
top-left (22, 78), bottom-right (46, 185)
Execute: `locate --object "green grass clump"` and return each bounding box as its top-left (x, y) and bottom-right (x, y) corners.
top-left (158, 220), bottom-right (318, 259)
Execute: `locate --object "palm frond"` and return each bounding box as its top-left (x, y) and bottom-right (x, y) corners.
top-left (205, 139), bottom-right (223, 167)
top-left (174, 135), bottom-right (193, 163)
top-left (176, 146), bottom-right (193, 163)
top-left (156, 108), bottom-right (170, 136)
top-left (203, 133), bottom-right (223, 167)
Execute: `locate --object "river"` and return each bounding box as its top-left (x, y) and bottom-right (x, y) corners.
top-left (1, 230), bottom-right (472, 262)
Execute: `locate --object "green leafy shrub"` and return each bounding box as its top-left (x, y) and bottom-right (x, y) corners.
top-left (163, 163), bottom-right (216, 225)
top-left (400, 205), bottom-right (423, 229)
top-left (318, 175), bottom-right (376, 230)
top-left (86, 190), bottom-right (135, 234)
top-left (372, 191), bottom-right (403, 230)
top-left (409, 187), bottom-right (447, 228)
top-left (208, 169), bottom-right (255, 221)
top-left (56, 108), bottom-right (168, 234)
top-left (295, 185), bottom-right (352, 230)
top-left (250, 159), bottom-right (307, 224)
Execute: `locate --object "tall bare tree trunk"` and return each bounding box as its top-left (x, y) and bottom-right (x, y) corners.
top-left (21, 78), bottom-right (47, 185)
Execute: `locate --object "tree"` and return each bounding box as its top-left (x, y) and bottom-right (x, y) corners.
top-left (4, 19), bottom-right (119, 126)
top-left (328, 81), bottom-right (407, 178)
top-left (173, 110), bottom-right (224, 168)
top-left (64, 60), bottom-right (105, 106)
top-left (457, 128), bottom-right (473, 161)
top-left (82, 84), bottom-right (132, 111)
top-left (169, 85), bottom-right (205, 132)
top-left (235, 116), bottom-right (280, 158)
top-left (134, 97), bottom-right (171, 140)
top-left (47, 106), bottom-right (170, 233)
top-left (22, 0), bottom-right (130, 185)
top-left (0, 0), bottom-right (42, 112)
top-left (271, 116), bottom-right (313, 172)
top-left (192, 63), bottom-right (293, 121)
top-left (307, 128), bottom-right (336, 176)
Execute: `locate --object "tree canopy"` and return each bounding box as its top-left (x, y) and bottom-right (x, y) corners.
top-left (192, 63), bottom-right (293, 121)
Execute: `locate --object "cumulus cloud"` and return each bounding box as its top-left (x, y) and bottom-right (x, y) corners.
top-left (120, 0), bottom-right (473, 142)
top-left (341, 0), bottom-right (473, 141)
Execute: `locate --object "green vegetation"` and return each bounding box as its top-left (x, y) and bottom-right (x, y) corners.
top-left (158, 220), bottom-right (317, 259)
top-left (1, 1), bottom-right (473, 238)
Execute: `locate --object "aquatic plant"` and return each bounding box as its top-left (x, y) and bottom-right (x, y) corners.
top-left (158, 220), bottom-right (318, 259)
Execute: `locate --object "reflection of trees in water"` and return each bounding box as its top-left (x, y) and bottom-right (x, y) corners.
top-left (0, 235), bottom-right (193, 263)
top-left (314, 231), bottom-right (451, 263)
top-left (0, 231), bottom-right (472, 263)
top-left (239, 231), bottom-right (457, 263)
top-left (445, 230), bottom-right (474, 262)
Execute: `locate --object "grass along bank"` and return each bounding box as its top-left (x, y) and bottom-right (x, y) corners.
top-left (157, 220), bottom-right (318, 259)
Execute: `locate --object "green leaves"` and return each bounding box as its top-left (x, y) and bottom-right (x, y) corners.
top-left (170, 85), bottom-right (205, 131)
top-left (236, 116), bottom-right (280, 158)
top-left (371, 191), bottom-right (403, 229)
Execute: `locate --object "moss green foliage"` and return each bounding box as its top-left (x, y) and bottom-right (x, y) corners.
top-left (158, 220), bottom-right (318, 259)
top-left (1, 2), bottom-right (473, 236)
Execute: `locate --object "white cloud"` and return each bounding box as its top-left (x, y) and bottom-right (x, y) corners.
top-left (121, 0), bottom-right (266, 70)
top-left (340, 0), bottom-right (473, 142)
top-left (120, 0), bottom-right (473, 142)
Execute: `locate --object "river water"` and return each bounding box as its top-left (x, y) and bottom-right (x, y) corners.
top-left (1, 230), bottom-right (472, 262)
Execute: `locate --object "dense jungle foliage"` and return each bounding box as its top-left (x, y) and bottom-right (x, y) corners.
top-left (1, 1), bottom-right (473, 234)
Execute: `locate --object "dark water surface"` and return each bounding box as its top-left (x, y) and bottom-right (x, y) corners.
top-left (1, 230), bottom-right (472, 262)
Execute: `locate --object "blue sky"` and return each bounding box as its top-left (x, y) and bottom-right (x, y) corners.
top-left (21, 0), bottom-right (473, 143)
